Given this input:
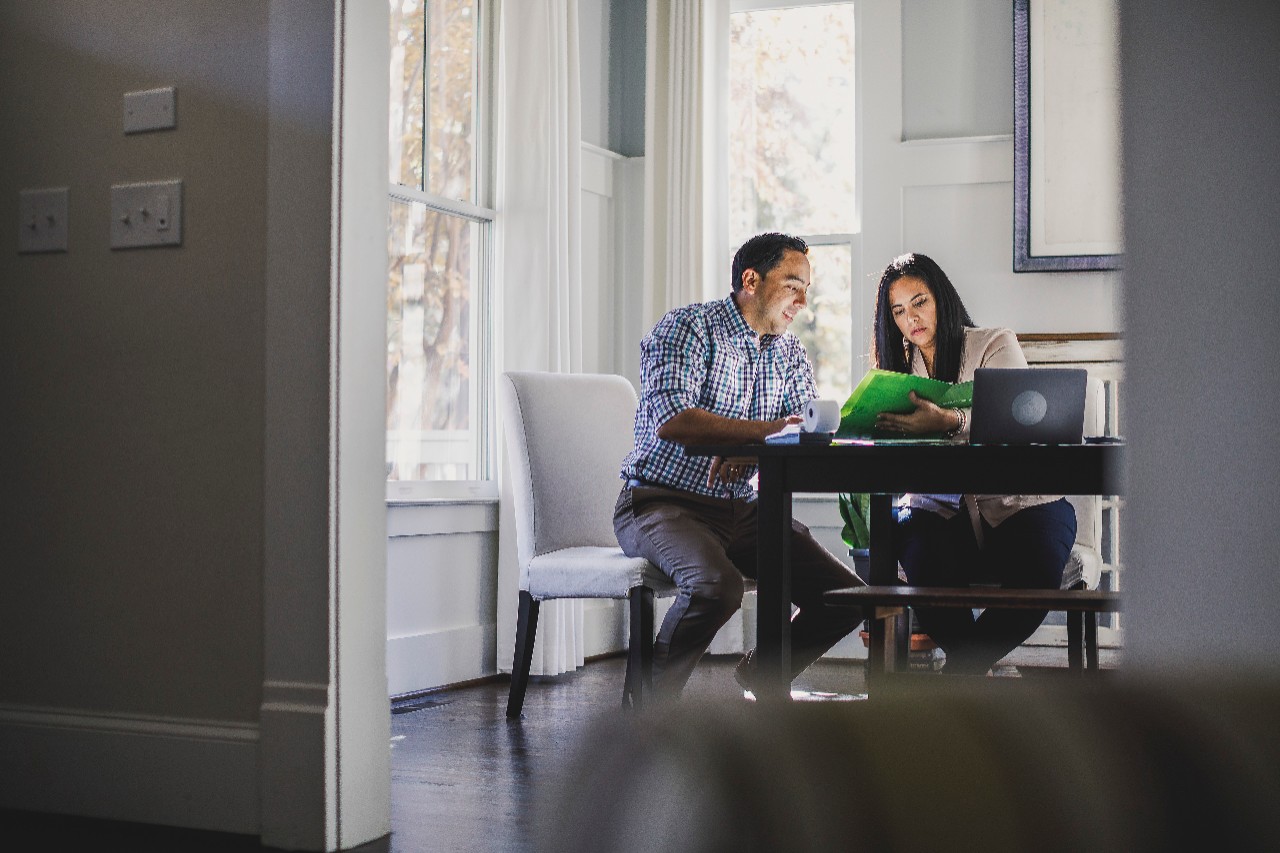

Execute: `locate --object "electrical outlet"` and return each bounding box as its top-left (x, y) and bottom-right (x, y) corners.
top-left (123, 87), bottom-right (177, 133)
top-left (111, 180), bottom-right (182, 249)
top-left (18, 187), bottom-right (69, 253)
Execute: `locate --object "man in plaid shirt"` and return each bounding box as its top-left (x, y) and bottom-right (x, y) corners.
top-left (614, 232), bottom-right (865, 697)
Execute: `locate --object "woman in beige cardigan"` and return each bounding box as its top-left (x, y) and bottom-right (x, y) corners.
top-left (871, 252), bottom-right (1077, 675)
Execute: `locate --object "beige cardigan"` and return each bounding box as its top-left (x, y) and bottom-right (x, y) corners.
top-left (906, 326), bottom-right (1059, 528)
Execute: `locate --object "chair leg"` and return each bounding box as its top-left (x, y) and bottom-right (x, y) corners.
top-left (640, 589), bottom-right (655, 691)
top-left (623, 587), bottom-right (655, 709)
top-left (507, 591), bottom-right (540, 719)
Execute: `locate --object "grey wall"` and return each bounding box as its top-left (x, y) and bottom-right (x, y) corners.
top-left (1121, 1), bottom-right (1280, 673)
top-left (902, 0), bottom-right (1012, 139)
top-left (579, 0), bottom-right (611, 148)
top-left (609, 0), bottom-right (646, 156)
top-left (579, 0), bottom-right (645, 155)
top-left (0, 3), bottom-right (269, 720)
top-left (0, 3), bottom-right (391, 841)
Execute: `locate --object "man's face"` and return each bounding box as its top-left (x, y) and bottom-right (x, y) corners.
top-left (739, 249), bottom-right (811, 336)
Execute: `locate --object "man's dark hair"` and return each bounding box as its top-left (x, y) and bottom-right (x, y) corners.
top-left (872, 252), bottom-right (975, 383)
top-left (730, 232), bottom-right (808, 293)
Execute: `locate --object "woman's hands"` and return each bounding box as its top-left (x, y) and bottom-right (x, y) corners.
top-left (875, 391), bottom-right (962, 435)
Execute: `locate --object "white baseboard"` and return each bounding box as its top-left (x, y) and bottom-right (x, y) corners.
top-left (387, 623), bottom-right (497, 696)
top-left (0, 704), bottom-right (259, 834)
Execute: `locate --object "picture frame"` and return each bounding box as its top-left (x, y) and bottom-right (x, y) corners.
top-left (1013, 0), bottom-right (1122, 272)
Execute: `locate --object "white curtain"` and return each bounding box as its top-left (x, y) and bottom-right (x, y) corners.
top-left (494, 0), bottom-right (585, 676)
top-left (643, 0), bottom-right (726, 325)
top-left (644, 0), bottom-right (751, 655)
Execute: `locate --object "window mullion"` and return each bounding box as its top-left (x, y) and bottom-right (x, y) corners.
top-left (389, 184), bottom-right (495, 223)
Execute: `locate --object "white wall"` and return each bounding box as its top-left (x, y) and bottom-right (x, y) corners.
top-left (860, 0), bottom-right (1122, 361)
top-left (902, 0), bottom-right (1012, 140)
top-left (387, 503), bottom-right (499, 695)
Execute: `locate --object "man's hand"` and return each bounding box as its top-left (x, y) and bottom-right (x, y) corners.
top-left (707, 455), bottom-right (759, 488)
top-left (875, 391), bottom-right (961, 435)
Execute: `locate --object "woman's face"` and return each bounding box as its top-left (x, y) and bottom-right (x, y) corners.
top-left (888, 275), bottom-right (937, 353)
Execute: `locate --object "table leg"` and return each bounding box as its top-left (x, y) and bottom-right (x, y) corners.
top-left (755, 456), bottom-right (792, 700)
top-left (866, 494), bottom-right (904, 687)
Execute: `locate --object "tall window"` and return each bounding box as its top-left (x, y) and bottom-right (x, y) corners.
top-left (387, 0), bottom-right (494, 496)
top-left (728, 1), bottom-right (857, 400)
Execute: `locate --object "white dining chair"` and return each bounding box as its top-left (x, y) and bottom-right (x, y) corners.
top-left (500, 371), bottom-right (676, 718)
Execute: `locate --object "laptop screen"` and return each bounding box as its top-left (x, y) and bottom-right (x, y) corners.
top-left (969, 368), bottom-right (1087, 445)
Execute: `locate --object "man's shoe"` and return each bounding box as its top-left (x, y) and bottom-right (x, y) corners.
top-left (734, 649), bottom-right (866, 702)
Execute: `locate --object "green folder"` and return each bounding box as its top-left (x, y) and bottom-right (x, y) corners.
top-left (837, 369), bottom-right (973, 438)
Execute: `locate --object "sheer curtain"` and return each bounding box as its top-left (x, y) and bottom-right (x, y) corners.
top-left (644, 0), bottom-right (750, 654)
top-left (494, 0), bottom-right (585, 676)
top-left (643, 0), bottom-right (727, 325)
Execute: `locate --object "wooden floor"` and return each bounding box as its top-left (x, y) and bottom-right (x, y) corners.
top-left (2, 647), bottom-right (1119, 852)
top-left (389, 652), bottom-right (895, 853)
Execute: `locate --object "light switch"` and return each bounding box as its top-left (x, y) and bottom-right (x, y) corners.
top-left (18, 187), bottom-right (69, 253)
top-left (123, 87), bottom-right (177, 133)
top-left (111, 180), bottom-right (182, 249)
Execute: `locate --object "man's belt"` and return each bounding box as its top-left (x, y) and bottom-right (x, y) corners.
top-left (625, 477), bottom-right (665, 490)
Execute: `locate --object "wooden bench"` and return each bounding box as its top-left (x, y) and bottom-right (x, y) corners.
top-left (826, 585), bottom-right (1122, 674)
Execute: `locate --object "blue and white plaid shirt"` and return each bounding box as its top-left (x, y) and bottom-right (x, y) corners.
top-left (621, 294), bottom-right (817, 499)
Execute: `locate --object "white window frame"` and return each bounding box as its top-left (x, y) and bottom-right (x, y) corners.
top-left (387, 0), bottom-right (498, 503)
top-left (723, 0), bottom-right (866, 386)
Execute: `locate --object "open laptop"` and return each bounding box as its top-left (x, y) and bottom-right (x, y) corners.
top-left (969, 367), bottom-right (1087, 445)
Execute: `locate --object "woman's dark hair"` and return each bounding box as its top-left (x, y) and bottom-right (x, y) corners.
top-left (872, 252), bottom-right (974, 383)
top-left (730, 232), bottom-right (808, 293)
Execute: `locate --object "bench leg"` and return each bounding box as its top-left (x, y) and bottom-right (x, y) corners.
top-left (1085, 611), bottom-right (1099, 672)
top-left (1067, 610), bottom-right (1083, 673)
top-left (893, 607), bottom-right (911, 673)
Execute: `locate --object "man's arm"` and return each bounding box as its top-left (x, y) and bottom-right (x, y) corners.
top-left (656, 407), bottom-right (799, 447)
top-left (659, 408), bottom-right (802, 489)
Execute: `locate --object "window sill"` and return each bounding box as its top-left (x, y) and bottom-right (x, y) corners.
top-left (386, 496), bottom-right (498, 508)
top-left (386, 480), bottom-right (498, 503)
top-left (387, 497), bottom-right (499, 538)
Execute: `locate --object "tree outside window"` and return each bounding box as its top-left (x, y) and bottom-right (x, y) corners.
top-left (729, 2), bottom-right (857, 401)
top-left (387, 0), bottom-right (492, 486)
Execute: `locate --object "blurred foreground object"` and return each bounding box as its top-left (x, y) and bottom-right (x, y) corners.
top-left (538, 678), bottom-right (1280, 852)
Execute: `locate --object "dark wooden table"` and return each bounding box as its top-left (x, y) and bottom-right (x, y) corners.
top-left (686, 439), bottom-right (1125, 699)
